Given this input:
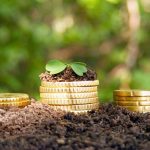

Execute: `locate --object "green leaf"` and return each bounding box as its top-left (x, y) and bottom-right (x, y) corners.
top-left (70, 62), bottom-right (88, 76)
top-left (73, 62), bottom-right (86, 66)
top-left (45, 60), bottom-right (67, 74)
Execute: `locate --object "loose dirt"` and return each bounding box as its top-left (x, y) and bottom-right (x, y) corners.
top-left (0, 101), bottom-right (150, 150)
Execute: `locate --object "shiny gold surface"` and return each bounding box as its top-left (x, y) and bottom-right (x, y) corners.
top-left (41, 97), bottom-right (99, 105)
top-left (114, 90), bottom-right (150, 113)
top-left (0, 100), bottom-right (31, 108)
top-left (40, 86), bottom-right (97, 93)
top-left (40, 80), bottom-right (99, 112)
top-left (41, 80), bottom-right (99, 87)
top-left (0, 93), bottom-right (29, 101)
top-left (0, 93), bottom-right (30, 108)
top-left (48, 103), bottom-right (99, 111)
top-left (115, 101), bottom-right (139, 106)
top-left (40, 92), bottom-right (98, 99)
top-left (114, 90), bottom-right (150, 97)
top-left (114, 96), bottom-right (150, 101)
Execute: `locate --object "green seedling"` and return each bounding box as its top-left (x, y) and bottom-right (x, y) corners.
top-left (45, 60), bottom-right (88, 76)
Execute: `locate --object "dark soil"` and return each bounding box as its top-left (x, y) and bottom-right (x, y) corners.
top-left (0, 101), bottom-right (150, 150)
top-left (40, 67), bottom-right (97, 82)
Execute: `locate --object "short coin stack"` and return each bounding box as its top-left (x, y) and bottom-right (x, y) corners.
top-left (114, 90), bottom-right (150, 113)
top-left (0, 93), bottom-right (31, 109)
top-left (40, 80), bottom-right (100, 113)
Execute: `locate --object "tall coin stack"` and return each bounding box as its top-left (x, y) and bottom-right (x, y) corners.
top-left (40, 80), bottom-right (100, 113)
top-left (114, 90), bottom-right (150, 113)
top-left (0, 93), bottom-right (31, 109)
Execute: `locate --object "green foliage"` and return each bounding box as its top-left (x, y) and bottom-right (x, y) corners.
top-left (131, 70), bottom-right (150, 90)
top-left (45, 60), bottom-right (87, 76)
top-left (0, 0), bottom-right (149, 100)
top-left (106, 0), bottom-right (120, 4)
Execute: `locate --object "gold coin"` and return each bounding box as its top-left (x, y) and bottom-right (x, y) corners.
top-left (48, 103), bottom-right (99, 111)
top-left (139, 101), bottom-right (150, 106)
top-left (41, 97), bottom-right (99, 105)
top-left (68, 110), bottom-right (95, 114)
top-left (0, 93), bottom-right (29, 101)
top-left (114, 90), bottom-right (150, 97)
top-left (122, 106), bottom-right (144, 112)
top-left (40, 92), bottom-right (98, 99)
top-left (40, 86), bottom-right (98, 93)
top-left (115, 100), bottom-right (150, 106)
top-left (0, 100), bottom-right (31, 108)
top-left (114, 96), bottom-right (150, 101)
top-left (126, 106), bottom-right (150, 113)
top-left (69, 110), bottom-right (88, 114)
top-left (41, 80), bottom-right (99, 87)
top-left (0, 98), bottom-right (30, 102)
top-left (115, 101), bottom-right (139, 106)
top-left (143, 110), bottom-right (150, 113)
top-left (144, 106), bottom-right (150, 111)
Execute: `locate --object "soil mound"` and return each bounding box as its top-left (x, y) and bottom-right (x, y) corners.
top-left (0, 101), bottom-right (150, 150)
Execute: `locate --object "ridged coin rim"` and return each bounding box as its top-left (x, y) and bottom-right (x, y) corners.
top-left (41, 80), bottom-right (99, 87)
top-left (0, 98), bottom-right (30, 102)
top-left (114, 90), bottom-right (150, 97)
top-left (114, 96), bottom-right (150, 101)
top-left (115, 100), bottom-right (150, 106)
top-left (40, 86), bottom-right (98, 93)
top-left (48, 103), bottom-right (99, 111)
top-left (0, 93), bottom-right (29, 101)
top-left (115, 101), bottom-right (139, 106)
top-left (40, 92), bottom-right (98, 99)
top-left (0, 100), bottom-right (31, 108)
top-left (41, 97), bottom-right (99, 105)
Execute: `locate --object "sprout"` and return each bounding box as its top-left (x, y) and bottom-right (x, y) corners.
top-left (45, 60), bottom-right (88, 76)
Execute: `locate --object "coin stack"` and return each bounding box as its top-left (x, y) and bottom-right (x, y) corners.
top-left (0, 93), bottom-right (31, 109)
top-left (114, 90), bottom-right (150, 113)
top-left (40, 80), bottom-right (100, 113)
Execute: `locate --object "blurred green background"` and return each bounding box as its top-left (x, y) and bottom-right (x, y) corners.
top-left (0, 0), bottom-right (150, 102)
